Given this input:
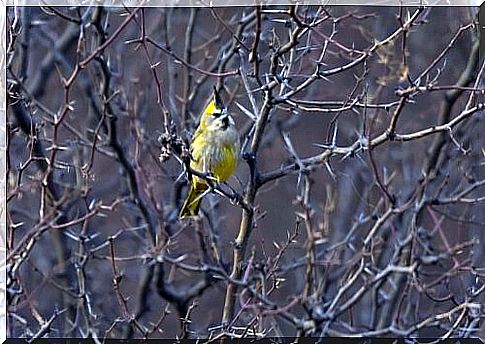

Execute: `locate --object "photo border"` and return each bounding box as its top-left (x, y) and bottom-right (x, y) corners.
top-left (1, 1), bottom-right (483, 342)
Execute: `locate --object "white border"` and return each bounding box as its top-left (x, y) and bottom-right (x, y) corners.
top-left (1, 0), bottom-right (7, 342)
top-left (4, 0), bottom-right (485, 6)
top-left (0, 1), bottom-right (483, 341)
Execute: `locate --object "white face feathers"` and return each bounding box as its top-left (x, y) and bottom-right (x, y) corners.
top-left (204, 108), bottom-right (236, 132)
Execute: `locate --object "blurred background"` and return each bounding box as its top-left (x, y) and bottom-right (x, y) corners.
top-left (6, 5), bottom-right (484, 339)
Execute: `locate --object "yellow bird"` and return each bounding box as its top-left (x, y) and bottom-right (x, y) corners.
top-left (179, 89), bottom-right (240, 218)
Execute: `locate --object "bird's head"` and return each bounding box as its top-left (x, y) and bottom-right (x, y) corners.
top-left (199, 87), bottom-right (235, 132)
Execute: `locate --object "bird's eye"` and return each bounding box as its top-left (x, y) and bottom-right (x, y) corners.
top-left (213, 109), bottom-right (225, 118)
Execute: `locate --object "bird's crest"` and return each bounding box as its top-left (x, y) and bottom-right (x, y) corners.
top-left (213, 86), bottom-right (224, 109)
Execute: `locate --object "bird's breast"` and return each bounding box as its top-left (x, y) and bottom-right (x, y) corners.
top-left (193, 128), bottom-right (239, 183)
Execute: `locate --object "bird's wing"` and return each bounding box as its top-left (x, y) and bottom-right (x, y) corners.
top-left (189, 125), bottom-right (203, 164)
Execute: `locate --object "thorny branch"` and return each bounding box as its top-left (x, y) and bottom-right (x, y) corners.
top-left (6, 5), bottom-right (484, 340)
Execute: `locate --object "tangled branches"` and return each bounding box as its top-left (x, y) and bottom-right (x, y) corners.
top-left (5, 5), bottom-right (484, 341)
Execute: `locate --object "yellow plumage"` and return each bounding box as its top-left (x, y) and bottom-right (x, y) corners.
top-left (179, 90), bottom-right (240, 218)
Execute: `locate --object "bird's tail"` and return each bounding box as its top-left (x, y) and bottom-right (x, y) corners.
top-left (179, 184), bottom-right (207, 218)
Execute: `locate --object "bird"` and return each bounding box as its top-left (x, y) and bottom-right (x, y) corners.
top-left (179, 88), bottom-right (240, 218)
